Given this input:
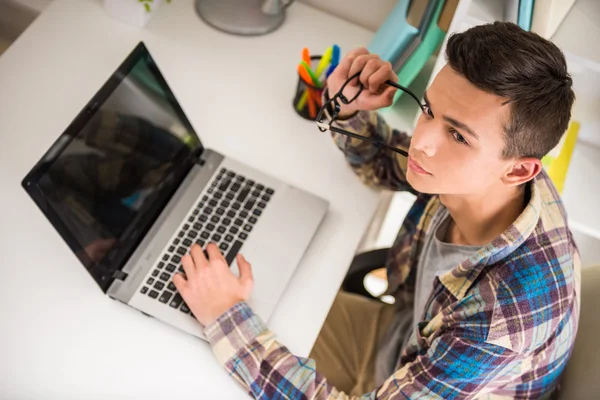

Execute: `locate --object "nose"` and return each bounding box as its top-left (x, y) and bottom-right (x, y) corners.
top-left (411, 118), bottom-right (441, 158)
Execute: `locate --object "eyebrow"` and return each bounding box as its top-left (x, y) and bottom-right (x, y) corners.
top-left (423, 91), bottom-right (480, 141)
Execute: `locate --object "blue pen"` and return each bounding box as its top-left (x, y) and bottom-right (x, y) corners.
top-left (326, 44), bottom-right (341, 77)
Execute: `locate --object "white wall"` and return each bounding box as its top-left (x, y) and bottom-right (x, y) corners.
top-left (298, 0), bottom-right (396, 31)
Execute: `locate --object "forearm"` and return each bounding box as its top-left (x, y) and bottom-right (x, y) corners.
top-left (205, 303), bottom-right (372, 399)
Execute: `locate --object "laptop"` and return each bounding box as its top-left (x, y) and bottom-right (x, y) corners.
top-left (21, 42), bottom-right (328, 339)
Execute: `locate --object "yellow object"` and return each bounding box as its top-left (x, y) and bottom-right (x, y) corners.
top-left (546, 120), bottom-right (580, 194)
top-left (296, 90), bottom-right (308, 111)
top-left (315, 46), bottom-right (333, 78)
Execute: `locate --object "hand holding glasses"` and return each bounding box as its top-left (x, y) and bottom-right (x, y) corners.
top-left (315, 53), bottom-right (428, 159)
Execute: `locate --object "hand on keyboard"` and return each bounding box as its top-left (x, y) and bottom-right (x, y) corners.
top-left (172, 243), bottom-right (254, 326)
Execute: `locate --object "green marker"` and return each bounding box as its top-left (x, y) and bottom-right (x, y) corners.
top-left (301, 61), bottom-right (322, 88)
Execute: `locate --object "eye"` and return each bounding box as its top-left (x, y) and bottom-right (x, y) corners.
top-left (450, 129), bottom-right (469, 145)
top-left (422, 104), bottom-right (433, 118)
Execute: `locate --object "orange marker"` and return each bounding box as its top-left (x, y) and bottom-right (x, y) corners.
top-left (307, 88), bottom-right (316, 118)
top-left (302, 47), bottom-right (311, 66)
top-left (298, 64), bottom-right (317, 117)
top-left (297, 64), bottom-right (313, 87)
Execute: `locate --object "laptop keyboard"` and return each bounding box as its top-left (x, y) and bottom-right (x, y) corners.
top-left (138, 167), bottom-right (275, 315)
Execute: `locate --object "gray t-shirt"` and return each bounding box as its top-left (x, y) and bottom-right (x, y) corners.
top-left (375, 206), bottom-right (480, 386)
top-left (412, 208), bottom-right (481, 325)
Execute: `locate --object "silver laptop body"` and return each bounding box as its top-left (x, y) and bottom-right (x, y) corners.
top-left (111, 149), bottom-right (328, 339)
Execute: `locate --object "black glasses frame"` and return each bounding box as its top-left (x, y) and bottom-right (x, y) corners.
top-left (316, 71), bottom-right (426, 158)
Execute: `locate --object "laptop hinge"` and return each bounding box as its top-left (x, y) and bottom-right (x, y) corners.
top-left (191, 146), bottom-right (205, 167)
top-left (112, 270), bottom-right (128, 281)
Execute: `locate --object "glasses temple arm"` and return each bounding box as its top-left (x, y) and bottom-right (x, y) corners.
top-left (326, 124), bottom-right (408, 157)
top-left (384, 80), bottom-right (425, 111)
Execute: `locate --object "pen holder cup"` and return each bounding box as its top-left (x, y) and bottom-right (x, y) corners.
top-left (293, 55), bottom-right (325, 121)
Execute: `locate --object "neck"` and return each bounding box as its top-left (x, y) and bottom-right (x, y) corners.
top-left (439, 184), bottom-right (527, 246)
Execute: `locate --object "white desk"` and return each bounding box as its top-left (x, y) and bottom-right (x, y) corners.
top-left (0, 0), bottom-right (420, 398)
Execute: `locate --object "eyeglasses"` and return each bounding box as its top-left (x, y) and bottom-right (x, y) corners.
top-left (315, 71), bottom-right (426, 158)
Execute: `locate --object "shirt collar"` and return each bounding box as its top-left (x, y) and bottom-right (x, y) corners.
top-left (438, 173), bottom-right (545, 300)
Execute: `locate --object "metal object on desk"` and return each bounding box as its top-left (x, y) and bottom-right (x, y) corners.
top-left (195, 0), bottom-right (290, 36)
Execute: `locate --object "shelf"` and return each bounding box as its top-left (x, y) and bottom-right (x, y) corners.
top-left (465, 0), bottom-right (600, 74)
top-left (466, 0), bottom-right (502, 26)
top-left (569, 58), bottom-right (600, 147)
top-left (562, 141), bottom-right (600, 241)
top-left (552, 0), bottom-right (600, 73)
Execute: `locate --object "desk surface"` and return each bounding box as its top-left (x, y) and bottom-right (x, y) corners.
top-left (0, 1), bottom-right (417, 398)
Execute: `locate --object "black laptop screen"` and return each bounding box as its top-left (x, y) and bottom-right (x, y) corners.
top-left (22, 43), bottom-right (202, 291)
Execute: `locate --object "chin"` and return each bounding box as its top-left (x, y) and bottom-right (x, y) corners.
top-left (407, 170), bottom-right (439, 194)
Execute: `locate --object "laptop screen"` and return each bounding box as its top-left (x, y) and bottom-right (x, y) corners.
top-left (22, 43), bottom-right (202, 291)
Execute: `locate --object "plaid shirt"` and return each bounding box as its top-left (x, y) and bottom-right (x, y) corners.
top-left (204, 110), bottom-right (581, 399)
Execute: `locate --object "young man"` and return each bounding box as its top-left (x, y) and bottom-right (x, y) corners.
top-left (173, 22), bottom-right (580, 399)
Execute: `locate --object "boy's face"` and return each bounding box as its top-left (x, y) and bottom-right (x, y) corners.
top-left (407, 65), bottom-right (518, 195)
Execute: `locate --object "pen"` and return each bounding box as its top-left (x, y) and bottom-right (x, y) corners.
top-left (300, 61), bottom-right (322, 88)
top-left (326, 44), bottom-right (340, 77)
top-left (315, 46), bottom-right (333, 78)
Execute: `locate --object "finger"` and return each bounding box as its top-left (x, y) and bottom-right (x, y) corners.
top-left (361, 85), bottom-right (398, 110)
top-left (359, 59), bottom-right (383, 92)
top-left (347, 47), bottom-right (370, 59)
top-left (366, 61), bottom-right (395, 93)
top-left (172, 272), bottom-right (188, 294)
top-left (181, 253), bottom-right (197, 278)
top-left (335, 47), bottom-right (369, 80)
top-left (347, 54), bottom-right (379, 81)
top-left (383, 86), bottom-right (397, 103)
top-left (190, 243), bottom-right (208, 270)
top-left (206, 242), bottom-right (225, 264)
top-left (236, 254), bottom-right (254, 292)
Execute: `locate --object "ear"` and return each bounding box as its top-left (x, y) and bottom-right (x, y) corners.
top-left (502, 158), bottom-right (542, 186)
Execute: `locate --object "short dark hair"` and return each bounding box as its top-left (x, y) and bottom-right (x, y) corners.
top-left (445, 21), bottom-right (575, 159)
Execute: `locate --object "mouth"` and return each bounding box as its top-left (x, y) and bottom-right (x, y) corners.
top-left (408, 156), bottom-right (432, 175)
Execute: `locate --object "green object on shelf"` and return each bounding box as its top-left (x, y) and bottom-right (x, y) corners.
top-left (518, 0), bottom-right (535, 31)
top-left (387, 0), bottom-right (446, 107)
top-left (367, 0), bottom-right (418, 64)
